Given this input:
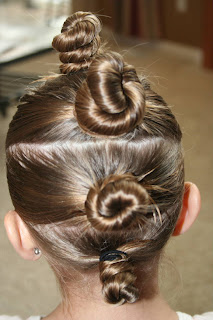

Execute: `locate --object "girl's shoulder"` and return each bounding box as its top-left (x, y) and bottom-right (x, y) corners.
top-left (177, 312), bottom-right (213, 320)
top-left (0, 316), bottom-right (42, 320)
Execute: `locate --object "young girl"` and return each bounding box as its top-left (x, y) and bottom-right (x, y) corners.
top-left (2, 11), bottom-right (211, 320)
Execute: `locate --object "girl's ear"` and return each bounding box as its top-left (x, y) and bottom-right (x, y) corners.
top-left (173, 182), bottom-right (201, 236)
top-left (4, 210), bottom-right (41, 261)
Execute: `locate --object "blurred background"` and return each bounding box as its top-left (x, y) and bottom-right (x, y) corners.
top-left (0, 0), bottom-right (212, 318)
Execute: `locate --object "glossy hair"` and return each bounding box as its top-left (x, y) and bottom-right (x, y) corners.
top-left (6, 11), bottom-right (184, 307)
top-left (52, 11), bottom-right (103, 73)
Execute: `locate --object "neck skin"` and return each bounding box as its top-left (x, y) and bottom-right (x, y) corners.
top-left (42, 270), bottom-right (178, 320)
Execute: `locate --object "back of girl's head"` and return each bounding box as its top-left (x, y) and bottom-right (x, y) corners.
top-left (5, 11), bottom-right (184, 307)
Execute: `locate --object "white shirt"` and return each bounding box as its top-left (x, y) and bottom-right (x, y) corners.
top-left (177, 312), bottom-right (213, 320)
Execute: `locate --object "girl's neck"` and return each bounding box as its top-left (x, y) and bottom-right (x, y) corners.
top-left (42, 269), bottom-right (178, 320)
top-left (43, 293), bottom-right (178, 320)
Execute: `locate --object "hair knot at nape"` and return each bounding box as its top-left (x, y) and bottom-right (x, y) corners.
top-left (52, 11), bottom-right (102, 73)
top-left (100, 261), bottom-right (139, 305)
top-left (74, 52), bottom-right (146, 136)
top-left (85, 173), bottom-right (150, 232)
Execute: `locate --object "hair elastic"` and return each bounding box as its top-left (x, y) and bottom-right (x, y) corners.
top-left (100, 250), bottom-right (128, 262)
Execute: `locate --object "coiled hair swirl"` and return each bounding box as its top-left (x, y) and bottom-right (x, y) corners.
top-left (52, 11), bottom-right (102, 73)
top-left (74, 51), bottom-right (146, 136)
top-left (85, 173), bottom-right (150, 232)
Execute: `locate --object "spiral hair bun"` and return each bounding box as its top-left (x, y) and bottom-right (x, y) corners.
top-left (52, 11), bottom-right (102, 73)
top-left (85, 173), bottom-right (150, 232)
top-left (75, 52), bottom-right (146, 136)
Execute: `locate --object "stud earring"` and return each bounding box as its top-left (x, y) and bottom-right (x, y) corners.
top-left (34, 248), bottom-right (41, 255)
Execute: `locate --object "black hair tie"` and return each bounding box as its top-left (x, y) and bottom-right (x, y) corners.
top-left (100, 250), bottom-right (128, 262)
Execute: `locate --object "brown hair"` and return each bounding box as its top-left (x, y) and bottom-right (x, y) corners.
top-left (52, 11), bottom-right (103, 73)
top-left (6, 12), bottom-right (184, 307)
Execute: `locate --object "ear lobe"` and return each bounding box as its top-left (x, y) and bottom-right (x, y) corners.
top-left (173, 182), bottom-right (201, 236)
top-left (4, 210), bottom-right (41, 261)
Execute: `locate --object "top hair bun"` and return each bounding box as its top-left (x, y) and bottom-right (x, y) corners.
top-left (52, 11), bottom-right (102, 73)
top-left (75, 51), bottom-right (146, 136)
top-left (85, 173), bottom-right (150, 232)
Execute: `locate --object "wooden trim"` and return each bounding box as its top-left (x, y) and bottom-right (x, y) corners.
top-left (203, 0), bottom-right (213, 69)
top-left (130, 0), bottom-right (139, 36)
top-left (157, 0), bottom-right (166, 39)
